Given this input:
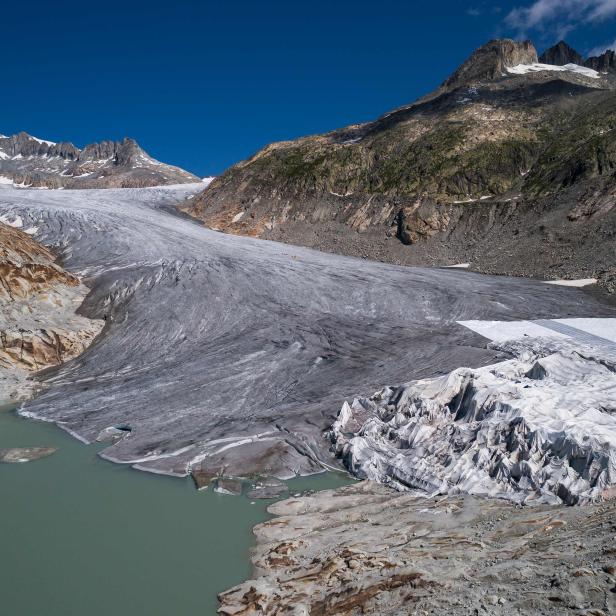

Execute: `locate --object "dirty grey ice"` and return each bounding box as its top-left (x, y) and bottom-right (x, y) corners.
top-left (0, 183), bottom-right (612, 479)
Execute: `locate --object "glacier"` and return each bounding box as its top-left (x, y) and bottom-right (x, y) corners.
top-left (0, 183), bottom-right (613, 480)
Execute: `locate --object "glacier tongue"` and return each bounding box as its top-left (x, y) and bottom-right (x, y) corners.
top-left (331, 338), bottom-right (616, 505)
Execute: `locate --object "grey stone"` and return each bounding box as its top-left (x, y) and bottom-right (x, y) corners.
top-left (0, 447), bottom-right (56, 463)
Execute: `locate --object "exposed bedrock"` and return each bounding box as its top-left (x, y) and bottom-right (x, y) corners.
top-left (0, 184), bottom-right (614, 478)
top-left (331, 338), bottom-right (616, 505)
top-left (219, 480), bottom-right (616, 615)
top-left (0, 221), bottom-right (102, 400)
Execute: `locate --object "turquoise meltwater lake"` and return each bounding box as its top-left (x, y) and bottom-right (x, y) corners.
top-left (0, 403), bottom-right (351, 615)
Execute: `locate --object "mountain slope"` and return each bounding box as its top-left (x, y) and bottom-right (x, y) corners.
top-left (184, 39), bottom-right (616, 292)
top-left (0, 133), bottom-right (199, 188)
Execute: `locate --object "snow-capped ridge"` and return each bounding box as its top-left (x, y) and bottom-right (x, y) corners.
top-left (0, 132), bottom-right (199, 188)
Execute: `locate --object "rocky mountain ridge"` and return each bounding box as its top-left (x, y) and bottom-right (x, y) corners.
top-left (184, 38), bottom-right (616, 293)
top-left (0, 132), bottom-right (199, 188)
top-left (540, 40), bottom-right (616, 73)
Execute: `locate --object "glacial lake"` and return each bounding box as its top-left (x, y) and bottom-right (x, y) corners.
top-left (0, 403), bottom-right (352, 615)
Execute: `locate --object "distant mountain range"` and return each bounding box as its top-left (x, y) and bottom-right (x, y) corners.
top-left (184, 39), bottom-right (616, 293)
top-left (0, 132), bottom-right (199, 188)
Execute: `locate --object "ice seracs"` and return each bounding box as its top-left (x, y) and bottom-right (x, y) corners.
top-left (331, 336), bottom-right (616, 505)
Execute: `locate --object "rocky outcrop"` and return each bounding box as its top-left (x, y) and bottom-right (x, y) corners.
top-left (330, 337), bottom-right (616, 505)
top-left (184, 38), bottom-right (616, 293)
top-left (0, 221), bottom-right (103, 400)
top-left (0, 132), bottom-right (199, 189)
top-left (441, 39), bottom-right (537, 90)
top-left (219, 480), bottom-right (616, 615)
top-left (0, 447), bottom-right (57, 463)
top-left (539, 41), bottom-right (583, 66)
top-left (586, 49), bottom-right (616, 72)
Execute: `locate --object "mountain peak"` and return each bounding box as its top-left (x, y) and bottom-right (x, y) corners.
top-left (538, 41), bottom-right (583, 66)
top-left (0, 132), bottom-right (198, 188)
top-left (586, 49), bottom-right (616, 72)
top-left (441, 39), bottom-right (537, 90)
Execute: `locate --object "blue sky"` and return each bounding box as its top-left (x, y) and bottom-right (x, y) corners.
top-left (3, 0), bottom-right (616, 176)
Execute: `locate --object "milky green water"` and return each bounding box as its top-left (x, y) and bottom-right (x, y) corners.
top-left (0, 403), bottom-right (352, 615)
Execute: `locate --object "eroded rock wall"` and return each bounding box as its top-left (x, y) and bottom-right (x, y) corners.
top-left (0, 222), bottom-right (103, 400)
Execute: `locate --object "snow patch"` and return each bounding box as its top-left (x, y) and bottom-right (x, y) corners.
top-left (544, 278), bottom-right (597, 287)
top-left (0, 213), bottom-right (23, 228)
top-left (29, 135), bottom-right (56, 146)
top-left (507, 63), bottom-right (600, 79)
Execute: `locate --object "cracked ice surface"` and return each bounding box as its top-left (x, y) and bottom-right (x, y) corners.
top-left (332, 337), bottom-right (616, 504)
top-left (0, 183), bottom-right (613, 479)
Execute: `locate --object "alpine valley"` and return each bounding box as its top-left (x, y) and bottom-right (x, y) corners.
top-left (3, 36), bottom-right (616, 616)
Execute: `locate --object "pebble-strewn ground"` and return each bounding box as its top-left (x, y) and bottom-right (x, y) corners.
top-left (219, 480), bottom-right (616, 616)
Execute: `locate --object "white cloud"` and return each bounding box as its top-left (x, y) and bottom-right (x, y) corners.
top-left (506, 0), bottom-right (616, 35)
top-left (587, 0), bottom-right (616, 21)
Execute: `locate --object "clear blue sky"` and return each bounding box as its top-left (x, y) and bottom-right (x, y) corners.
top-left (3, 0), bottom-right (616, 176)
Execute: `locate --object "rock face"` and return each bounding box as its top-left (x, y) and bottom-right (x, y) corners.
top-left (441, 39), bottom-right (538, 90)
top-left (218, 480), bottom-right (616, 615)
top-left (0, 220), bottom-right (103, 400)
top-left (540, 41), bottom-right (616, 74)
top-left (0, 132), bottom-right (199, 189)
top-left (539, 41), bottom-right (583, 66)
top-left (185, 38), bottom-right (616, 292)
top-left (586, 49), bottom-right (616, 72)
top-left (331, 337), bottom-right (616, 505)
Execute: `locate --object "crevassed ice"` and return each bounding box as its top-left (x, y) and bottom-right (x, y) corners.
top-left (331, 337), bottom-right (616, 505)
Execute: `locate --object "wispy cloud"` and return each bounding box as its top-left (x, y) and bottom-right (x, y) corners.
top-left (589, 37), bottom-right (616, 56)
top-left (467, 3), bottom-right (502, 17)
top-left (506, 0), bottom-right (616, 37)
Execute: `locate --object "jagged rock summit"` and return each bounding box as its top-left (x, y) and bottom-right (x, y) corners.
top-left (538, 40), bottom-right (583, 66)
top-left (184, 37), bottom-right (616, 294)
top-left (0, 132), bottom-right (199, 189)
top-left (441, 39), bottom-right (537, 90)
top-left (540, 40), bottom-right (616, 73)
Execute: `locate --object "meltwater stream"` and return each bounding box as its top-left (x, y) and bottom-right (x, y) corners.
top-left (0, 404), bottom-right (351, 615)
